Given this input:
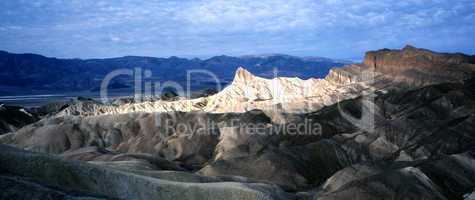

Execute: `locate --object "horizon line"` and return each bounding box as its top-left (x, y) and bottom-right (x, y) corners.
top-left (0, 49), bottom-right (361, 62)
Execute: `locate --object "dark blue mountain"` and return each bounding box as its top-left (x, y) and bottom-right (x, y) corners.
top-left (0, 50), bottom-right (350, 94)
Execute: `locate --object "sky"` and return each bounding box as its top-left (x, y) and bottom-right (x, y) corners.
top-left (0, 0), bottom-right (474, 60)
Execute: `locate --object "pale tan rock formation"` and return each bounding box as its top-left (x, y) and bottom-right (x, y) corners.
top-left (57, 46), bottom-right (475, 117)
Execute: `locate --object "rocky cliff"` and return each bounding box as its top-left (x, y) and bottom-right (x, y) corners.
top-left (363, 45), bottom-right (475, 84)
top-left (2, 77), bottom-right (475, 199)
top-left (1, 46), bottom-right (475, 200)
top-left (56, 46), bottom-right (475, 116)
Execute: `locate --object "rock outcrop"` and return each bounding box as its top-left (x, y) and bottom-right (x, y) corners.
top-left (55, 46), bottom-right (475, 116)
top-left (364, 45), bottom-right (475, 72)
top-left (0, 104), bottom-right (38, 135)
top-left (3, 76), bottom-right (475, 199)
top-left (364, 45), bottom-right (475, 85)
top-left (0, 145), bottom-right (295, 200)
top-left (2, 46), bottom-right (475, 199)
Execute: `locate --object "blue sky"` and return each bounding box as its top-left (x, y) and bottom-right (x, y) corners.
top-left (0, 0), bottom-right (473, 60)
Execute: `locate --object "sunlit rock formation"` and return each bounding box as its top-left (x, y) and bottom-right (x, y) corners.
top-left (57, 46), bottom-right (475, 117)
top-left (1, 46), bottom-right (475, 200)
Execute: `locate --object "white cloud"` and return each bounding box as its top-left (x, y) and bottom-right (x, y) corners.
top-left (176, 0), bottom-right (319, 32)
top-left (110, 35), bottom-right (121, 42)
top-left (0, 0), bottom-right (473, 58)
top-left (171, 0), bottom-right (472, 34)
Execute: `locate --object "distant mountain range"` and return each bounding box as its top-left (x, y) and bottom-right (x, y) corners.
top-left (0, 50), bottom-right (350, 95)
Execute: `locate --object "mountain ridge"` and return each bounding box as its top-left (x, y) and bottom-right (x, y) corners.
top-left (53, 45), bottom-right (475, 116)
top-left (2, 46), bottom-right (475, 200)
top-left (0, 50), bottom-right (349, 94)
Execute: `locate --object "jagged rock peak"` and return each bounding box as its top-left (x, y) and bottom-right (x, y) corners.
top-left (233, 67), bottom-right (257, 83)
top-left (402, 44), bottom-right (417, 51)
top-left (52, 47), bottom-right (475, 116)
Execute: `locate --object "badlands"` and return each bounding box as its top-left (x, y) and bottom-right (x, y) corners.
top-left (1, 46), bottom-right (475, 200)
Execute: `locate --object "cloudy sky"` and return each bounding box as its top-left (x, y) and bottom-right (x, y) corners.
top-left (0, 0), bottom-right (473, 59)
